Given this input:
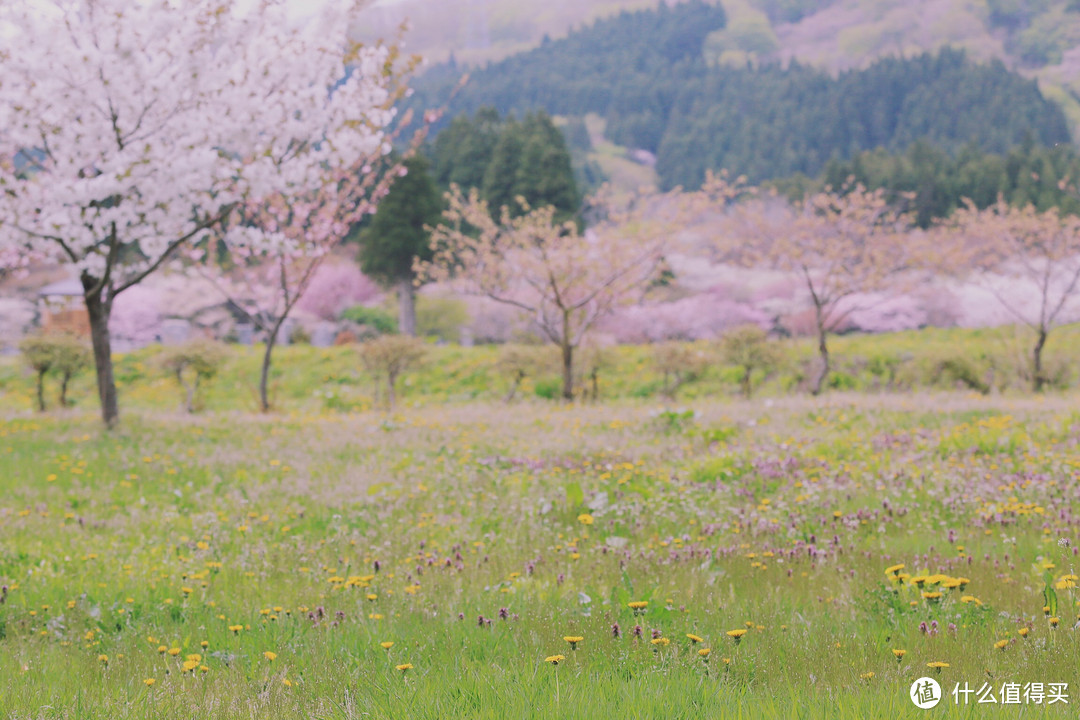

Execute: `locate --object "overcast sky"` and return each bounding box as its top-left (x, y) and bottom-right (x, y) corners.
top-left (1, 0), bottom-right (345, 38)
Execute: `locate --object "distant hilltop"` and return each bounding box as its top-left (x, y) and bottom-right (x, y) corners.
top-left (355, 0), bottom-right (1080, 137)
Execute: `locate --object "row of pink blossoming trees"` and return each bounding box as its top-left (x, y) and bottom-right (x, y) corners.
top-left (3, 1), bottom-right (1080, 428)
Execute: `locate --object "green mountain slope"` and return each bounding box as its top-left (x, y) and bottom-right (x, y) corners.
top-left (358, 0), bottom-right (1080, 135)
top-left (407, 2), bottom-right (1070, 191)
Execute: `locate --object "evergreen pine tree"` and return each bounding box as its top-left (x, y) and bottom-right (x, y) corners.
top-left (482, 117), bottom-right (525, 217)
top-left (515, 112), bottom-right (579, 220)
top-left (357, 156), bottom-right (443, 336)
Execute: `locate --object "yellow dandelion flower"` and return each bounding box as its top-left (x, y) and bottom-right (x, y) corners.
top-left (698, 648), bottom-right (711, 658)
top-left (994, 639), bottom-right (1008, 650)
top-left (264, 651), bottom-right (277, 661)
top-left (396, 663), bottom-right (413, 672)
top-left (686, 634), bottom-right (703, 643)
top-left (860, 672), bottom-right (874, 680)
top-left (545, 655), bottom-right (565, 665)
top-left (1049, 617), bottom-right (1060, 627)
top-left (564, 636), bottom-right (583, 649)
top-left (577, 513), bottom-right (594, 525)
top-left (893, 649), bottom-right (906, 661)
top-left (97, 654), bottom-right (108, 665)
top-left (143, 678), bottom-right (155, 687)
top-left (650, 637), bottom-right (670, 647)
top-left (884, 564), bottom-right (905, 576)
top-left (1018, 627), bottom-right (1029, 637)
top-left (380, 641), bottom-right (394, 650)
top-left (726, 629), bottom-right (748, 642)
top-left (168, 648), bottom-right (181, 657)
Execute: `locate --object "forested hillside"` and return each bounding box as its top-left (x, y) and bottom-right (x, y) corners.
top-left (799, 139), bottom-right (1080, 227)
top-left (428, 109), bottom-right (580, 219)
top-left (411, 1), bottom-right (1071, 190)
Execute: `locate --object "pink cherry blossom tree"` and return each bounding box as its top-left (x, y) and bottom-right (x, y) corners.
top-left (296, 262), bottom-right (381, 321)
top-left (697, 179), bottom-right (918, 395)
top-left (945, 200), bottom-right (1080, 391)
top-left (423, 187), bottom-right (670, 400)
top-left (203, 53), bottom-right (425, 412)
top-left (0, 0), bottom-right (397, 426)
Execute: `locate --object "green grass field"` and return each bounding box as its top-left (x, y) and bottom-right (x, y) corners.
top-left (3, 330), bottom-right (1080, 717)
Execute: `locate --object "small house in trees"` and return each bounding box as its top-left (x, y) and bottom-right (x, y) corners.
top-left (38, 276), bottom-right (90, 336)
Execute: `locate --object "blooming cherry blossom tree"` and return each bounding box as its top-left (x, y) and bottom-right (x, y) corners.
top-left (296, 262), bottom-right (381, 322)
top-left (205, 49), bottom-right (423, 411)
top-left (945, 200), bottom-right (1080, 391)
top-left (423, 187), bottom-right (669, 400)
top-left (699, 179), bottom-right (917, 395)
top-left (0, 0), bottom-right (396, 425)
top-left (210, 160), bottom-right (407, 412)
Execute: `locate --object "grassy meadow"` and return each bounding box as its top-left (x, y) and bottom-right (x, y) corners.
top-left (3, 328), bottom-right (1080, 717)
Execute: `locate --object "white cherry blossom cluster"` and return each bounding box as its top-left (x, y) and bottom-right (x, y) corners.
top-left (0, 0), bottom-right (394, 286)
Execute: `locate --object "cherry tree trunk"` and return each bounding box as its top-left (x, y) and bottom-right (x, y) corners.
top-left (35, 369), bottom-right (46, 412)
top-left (177, 368), bottom-right (196, 413)
top-left (810, 309), bottom-right (829, 397)
top-left (741, 366), bottom-right (753, 398)
top-left (504, 371), bottom-right (524, 403)
top-left (561, 342), bottom-right (574, 401)
top-left (84, 286), bottom-right (119, 427)
top-left (259, 321), bottom-right (283, 413)
top-left (1032, 327), bottom-right (1048, 392)
top-left (386, 369), bottom-right (397, 410)
top-left (397, 277), bottom-right (416, 337)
